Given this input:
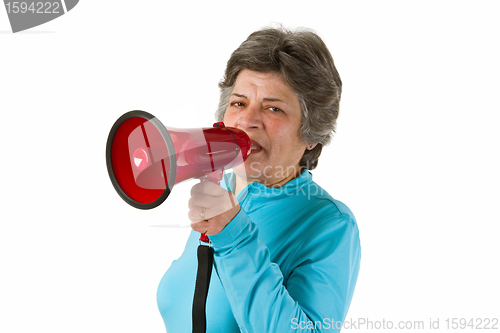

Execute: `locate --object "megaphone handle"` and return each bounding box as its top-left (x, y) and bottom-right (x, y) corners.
top-left (192, 171), bottom-right (222, 330)
top-left (198, 170), bottom-right (224, 243)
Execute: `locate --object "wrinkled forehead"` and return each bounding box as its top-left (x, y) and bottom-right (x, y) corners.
top-left (232, 70), bottom-right (299, 103)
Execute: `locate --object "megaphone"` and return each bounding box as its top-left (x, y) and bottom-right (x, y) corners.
top-left (106, 110), bottom-right (250, 331)
top-left (105, 110), bottom-right (251, 212)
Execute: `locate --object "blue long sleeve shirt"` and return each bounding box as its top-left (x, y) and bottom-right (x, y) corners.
top-left (157, 170), bottom-right (361, 332)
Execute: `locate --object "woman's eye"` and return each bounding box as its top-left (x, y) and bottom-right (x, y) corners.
top-left (268, 107), bottom-right (283, 112)
top-left (231, 102), bottom-right (245, 107)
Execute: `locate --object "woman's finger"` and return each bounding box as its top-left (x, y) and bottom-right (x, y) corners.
top-left (188, 193), bottom-right (217, 210)
top-left (190, 181), bottom-right (227, 196)
top-left (188, 206), bottom-right (212, 223)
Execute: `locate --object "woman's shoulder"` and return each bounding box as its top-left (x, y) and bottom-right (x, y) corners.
top-left (301, 176), bottom-right (356, 224)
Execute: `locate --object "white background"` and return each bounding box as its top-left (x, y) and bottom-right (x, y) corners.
top-left (1, 1), bottom-right (499, 332)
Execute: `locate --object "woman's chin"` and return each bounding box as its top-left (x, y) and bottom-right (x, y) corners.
top-left (232, 160), bottom-right (264, 180)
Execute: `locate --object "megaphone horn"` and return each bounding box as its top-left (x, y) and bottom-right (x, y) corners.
top-left (106, 110), bottom-right (251, 210)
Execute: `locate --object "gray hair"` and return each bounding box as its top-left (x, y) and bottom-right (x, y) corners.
top-left (215, 26), bottom-right (342, 170)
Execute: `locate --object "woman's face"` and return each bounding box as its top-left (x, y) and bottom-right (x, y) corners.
top-left (223, 70), bottom-right (308, 186)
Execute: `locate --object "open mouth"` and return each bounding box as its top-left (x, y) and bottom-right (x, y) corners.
top-left (250, 139), bottom-right (263, 153)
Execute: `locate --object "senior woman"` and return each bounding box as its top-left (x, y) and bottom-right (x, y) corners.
top-left (157, 27), bottom-right (361, 332)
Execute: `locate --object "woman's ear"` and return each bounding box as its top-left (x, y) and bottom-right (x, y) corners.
top-left (307, 143), bottom-right (318, 151)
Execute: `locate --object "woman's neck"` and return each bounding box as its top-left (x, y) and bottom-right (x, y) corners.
top-left (234, 166), bottom-right (302, 197)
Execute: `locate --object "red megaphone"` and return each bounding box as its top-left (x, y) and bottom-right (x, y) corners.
top-left (106, 110), bottom-right (251, 211)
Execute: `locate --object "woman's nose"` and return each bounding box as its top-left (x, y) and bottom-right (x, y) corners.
top-left (237, 103), bottom-right (262, 130)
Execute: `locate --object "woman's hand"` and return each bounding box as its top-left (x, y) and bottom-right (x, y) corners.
top-left (188, 181), bottom-right (240, 236)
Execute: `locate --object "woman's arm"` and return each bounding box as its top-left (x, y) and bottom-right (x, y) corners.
top-left (209, 208), bottom-right (361, 333)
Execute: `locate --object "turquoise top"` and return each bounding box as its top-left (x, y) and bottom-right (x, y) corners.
top-left (157, 170), bottom-right (361, 332)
